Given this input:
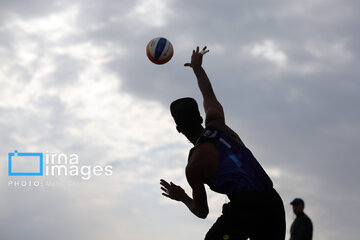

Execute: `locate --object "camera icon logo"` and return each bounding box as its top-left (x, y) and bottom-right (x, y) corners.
top-left (8, 150), bottom-right (43, 176)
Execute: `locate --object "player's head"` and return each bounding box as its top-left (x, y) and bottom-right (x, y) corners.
top-left (170, 97), bottom-right (203, 139)
top-left (290, 198), bottom-right (305, 215)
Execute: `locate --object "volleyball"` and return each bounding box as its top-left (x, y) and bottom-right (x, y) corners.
top-left (146, 37), bottom-right (174, 65)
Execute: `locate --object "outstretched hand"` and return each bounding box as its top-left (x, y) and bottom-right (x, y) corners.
top-left (184, 46), bottom-right (209, 68)
top-left (160, 179), bottom-right (186, 201)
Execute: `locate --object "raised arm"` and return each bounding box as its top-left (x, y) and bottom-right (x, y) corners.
top-left (185, 46), bottom-right (225, 127)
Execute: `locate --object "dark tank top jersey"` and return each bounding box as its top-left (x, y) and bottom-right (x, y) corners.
top-left (189, 126), bottom-right (273, 197)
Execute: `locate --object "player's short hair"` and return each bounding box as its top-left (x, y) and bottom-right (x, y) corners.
top-left (170, 97), bottom-right (202, 129)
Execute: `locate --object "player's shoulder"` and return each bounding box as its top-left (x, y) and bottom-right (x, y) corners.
top-left (205, 123), bottom-right (245, 146)
top-left (190, 142), bottom-right (218, 162)
top-left (198, 125), bottom-right (220, 142)
top-left (194, 141), bottom-right (218, 154)
top-left (186, 142), bottom-right (219, 179)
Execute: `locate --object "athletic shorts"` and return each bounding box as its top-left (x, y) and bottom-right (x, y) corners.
top-left (204, 189), bottom-right (286, 240)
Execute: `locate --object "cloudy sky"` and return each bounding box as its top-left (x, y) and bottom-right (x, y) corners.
top-left (1, 0), bottom-right (359, 239)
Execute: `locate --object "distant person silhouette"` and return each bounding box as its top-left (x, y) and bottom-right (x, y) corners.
top-left (290, 198), bottom-right (313, 240)
top-left (160, 46), bottom-right (286, 239)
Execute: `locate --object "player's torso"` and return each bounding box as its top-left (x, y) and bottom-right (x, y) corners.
top-left (189, 126), bottom-right (273, 196)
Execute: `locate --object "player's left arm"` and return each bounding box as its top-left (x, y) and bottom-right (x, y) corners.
top-left (160, 144), bottom-right (217, 219)
top-left (183, 161), bottom-right (209, 218)
top-left (183, 143), bottom-right (219, 218)
top-left (160, 177), bottom-right (208, 219)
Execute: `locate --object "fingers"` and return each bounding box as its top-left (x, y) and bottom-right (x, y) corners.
top-left (160, 179), bottom-right (174, 199)
top-left (192, 46), bottom-right (209, 56)
top-left (160, 179), bottom-right (170, 187)
top-left (161, 187), bottom-right (171, 198)
top-left (160, 180), bottom-right (179, 190)
top-left (162, 193), bottom-right (171, 198)
top-left (160, 179), bottom-right (175, 191)
top-left (200, 49), bottom-right (209, 55)
top-left (184, 46), bottom-right (209, 67)
top-left (160, 179), bottom-right (171, 192)
top-left (160, 180), bottom-right (178, 190)
top-left (200, 46), bottom-right (209, 55)
top-left (160, 180), bottom-right (170, 197)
